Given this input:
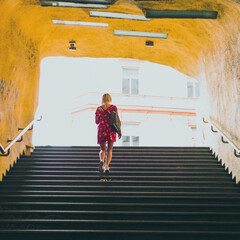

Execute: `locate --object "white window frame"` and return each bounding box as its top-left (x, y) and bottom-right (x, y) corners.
top-left (122, 135), bottom-right (139, 146)
top-left (122, 67), bottom-right (139, 94)
top-left (187, 81), bottom-right (200, 98)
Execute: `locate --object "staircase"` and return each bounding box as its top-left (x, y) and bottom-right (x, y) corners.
top-left (0, 146), bottom-right (240, 239)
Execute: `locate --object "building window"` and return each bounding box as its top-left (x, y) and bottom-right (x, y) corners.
top-left (187, 82), bottom-right (194, 98)
top-left (132, 136), bottom-right (139, 146)
top-left (195, 82), bottom-right (200, 98)
top-left (122, 136), bottom-right (130, 146)
top-left (122, 135), bottom-right (139, 146)
top-left (122, 68), bottom-right (139, 94)
top-left (187, 81), bottom-right (200, 98)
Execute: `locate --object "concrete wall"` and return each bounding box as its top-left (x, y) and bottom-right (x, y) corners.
top-left (197, 7), bottom-right (240, 182)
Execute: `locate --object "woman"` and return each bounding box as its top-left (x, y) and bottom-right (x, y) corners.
top-left (95, 93), bottom-right (121, 173)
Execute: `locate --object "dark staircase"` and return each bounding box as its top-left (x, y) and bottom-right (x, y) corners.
top-left (0, 146), bottom-right (240, 239)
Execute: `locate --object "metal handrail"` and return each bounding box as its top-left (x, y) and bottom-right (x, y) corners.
top-left (0, 116), bottom-right (42, 156)
top-left (203, 117), bottom-right (240, 157)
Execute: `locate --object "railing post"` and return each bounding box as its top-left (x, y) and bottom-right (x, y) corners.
top-left (221, 136), bottom-right (228, 144)
top-left (203, 118), bottom-right (208, 123)
top-left (211, 126), bottom-right (218, 133)
top-left (234, 149), bottom-right (240, 158)
top-left (0, 149), bottom-right (10, 157)
top-left (7, 136), bottom-right (23, 143)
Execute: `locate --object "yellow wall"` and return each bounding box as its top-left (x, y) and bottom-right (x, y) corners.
top-left (0, 0), bottom-right (239, 180)
top-left (0, 0), bottom-right (41, 180)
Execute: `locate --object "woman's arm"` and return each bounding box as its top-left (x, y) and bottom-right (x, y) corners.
top-left (115, 106), bottom-right (122, 139)
top-left (95, 107), bottom-right (101, 124)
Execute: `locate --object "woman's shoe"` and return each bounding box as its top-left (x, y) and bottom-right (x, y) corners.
top-left (98, 161), bottom-right (104, 173)
top-left (105, 169), bottom-right (110, 174)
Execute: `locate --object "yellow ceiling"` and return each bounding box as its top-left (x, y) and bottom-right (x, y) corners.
top-left (2, 0), bottom-right (240, 77)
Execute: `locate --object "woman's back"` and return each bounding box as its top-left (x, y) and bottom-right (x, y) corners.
top-left (95, 104), bottom-right (117, 144)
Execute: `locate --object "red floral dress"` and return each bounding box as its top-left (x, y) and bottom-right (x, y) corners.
top-left (95, 105), bottom-right (120, 144)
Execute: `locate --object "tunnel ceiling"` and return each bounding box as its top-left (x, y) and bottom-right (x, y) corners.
top-left (4, 0), bottom-right (240, 77)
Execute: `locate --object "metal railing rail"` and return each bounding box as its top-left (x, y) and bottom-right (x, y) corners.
top-left (203, 117), bottom-right (240, 158)
top-left (0, 116), bottom-right (42, 156)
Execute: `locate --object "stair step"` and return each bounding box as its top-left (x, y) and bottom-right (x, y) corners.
top-left (9, 166), bottom-right (227, 171)
top-left (1, 195), bottom-right (240, 204)
top-left (22, 156), bottom-right (217, 160)
top-left (0, 190), bottom-right (239, 197)
top-left (3, 175), bottom-right (232, 185)
top-left (3, 171), bottom-right (232, 180)
top-left (1, 201), bottom-right (240, 211)
top-left (35, 146), bottom-right (210, 150)
top-left (1, 210), bottom-right (240, 221)
top-left (1, 178), bottom-right (237, 185)
top-left (31, 151), bottom-right (213, 158)
top-left (1, 219), bottom-right (240, 231)
top-left (3, 189), bottom-right (238, 198)
top-left (1, 177), bottom-right (234, 185)
top-left (4, 169), bottom-right (230, 175)
top-left (18, 159), bottom-right (219, 163)
top-left (14, 163), bottom-right (222, 168)
top-left (1, 230), bottom-right (240, 240)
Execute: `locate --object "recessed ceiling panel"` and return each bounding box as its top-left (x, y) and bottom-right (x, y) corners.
top-left (40, 0), bottom-right (115, 5)
top-left (146, 10), bottom-right (218, 19)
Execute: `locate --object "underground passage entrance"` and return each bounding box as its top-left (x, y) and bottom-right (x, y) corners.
top-left (0, 1), bottom-right (239, 238)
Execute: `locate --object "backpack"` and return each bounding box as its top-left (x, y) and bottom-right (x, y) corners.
top-left (101, 106), bottom-right (121, 134)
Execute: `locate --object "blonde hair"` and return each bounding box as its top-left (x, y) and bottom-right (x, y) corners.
top-left (102, 93), bottom-right (112, 104)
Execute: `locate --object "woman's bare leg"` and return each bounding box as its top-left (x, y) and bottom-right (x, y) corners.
top-left (106, 141), bottom-right (114, 170)
top-left (99, 142), bottom-right (106, 173)
top-left (99, 142), bottom-right (106, 162)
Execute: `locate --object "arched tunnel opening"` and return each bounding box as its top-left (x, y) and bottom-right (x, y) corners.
top-left (33, 57), bottom-right (201, 147)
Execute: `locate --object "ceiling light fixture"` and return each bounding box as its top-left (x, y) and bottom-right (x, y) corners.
top-left (90, 11), bottom-right (150, 21)
top-left (71, 0), bottom-right (114, 3)
top-left (145, 10), bottom-right (218, 19)
top-left (146, 41), bottom-right (154, 47)
top-left (41, 0), bottom-right (115, 5)
top-left (52, 20), bottom-right (109, 27)
top-left (114, 30), bottom-right (168, 39)
top-left (69, 40), bottom-right (76, 51)
top-left (41, 1), bottom-right (108, 9)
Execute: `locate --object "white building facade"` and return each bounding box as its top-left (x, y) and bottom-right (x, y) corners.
top-left (68, 58), bottom-right (201, 147)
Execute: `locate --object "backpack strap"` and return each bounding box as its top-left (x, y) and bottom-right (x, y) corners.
top-left (100, 106), bottom-right (110, 115)
top-left (100, 105), bottom-right (116, 115)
